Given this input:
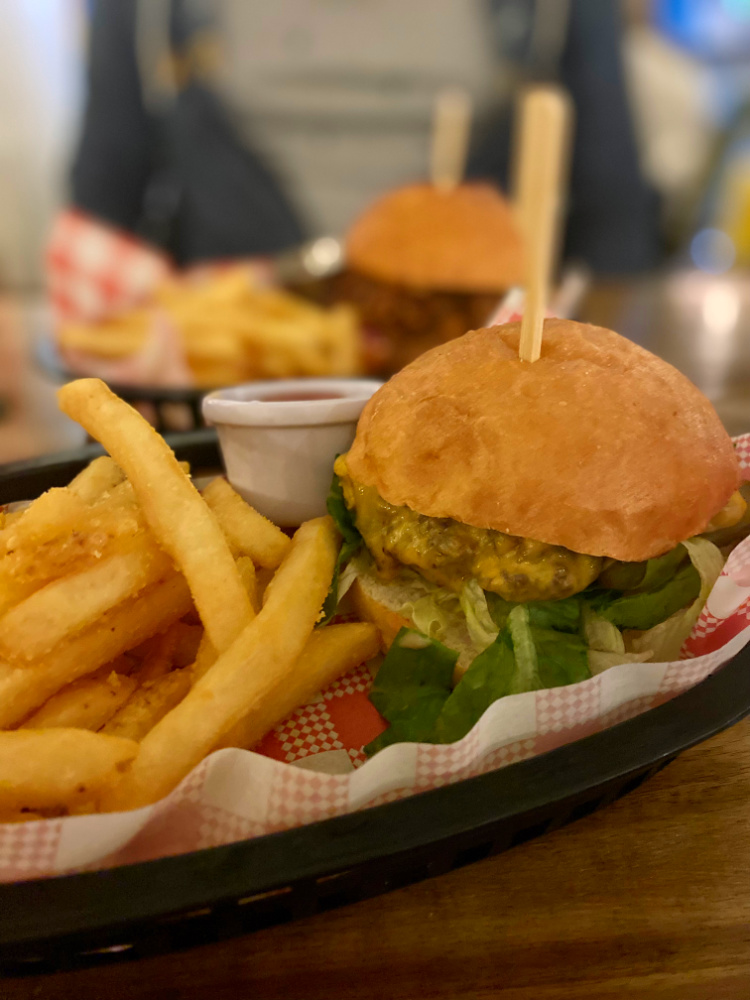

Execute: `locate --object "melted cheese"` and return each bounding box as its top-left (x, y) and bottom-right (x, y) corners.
top-left (706, 491), bottom-right (746, 531)
top-left (335, 456), bottom-right (602, 603)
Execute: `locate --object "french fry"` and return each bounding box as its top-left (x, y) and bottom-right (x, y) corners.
top-left (202, 477), bottom-right (291, 569)
top-left (102, 670), bottom-right (191, 741)
top-left (0, 810), bottom-right (44, 824)
top-left (217, 622), bottom-right (380, 750)
top-left (137, 626), bottom-right (180, 684)
top-left (0, 482), bottom-right (144, 616)
top-left (170, 622), bottom-right (203, 667)
top-left (57, 379), bottom-right (253, 653)
top-left (0, 730), bottom-right (138, 812)
top-left (236, 555), bottom-right (258, 612)
top-left (58, 315), bottom-right (149, 357)
top-left (0, 544), bottom-right (174, 662)
top-left (0, 488), bottom-right (88, 557)
top-left (0, 574), bottom-right (192, 728)
top-left (101, 516), bottom-right (338, 810)
top-left (68, 457), bottom-right (125, 503)
top-left (256, 565), bottom-right (276, 607)
top-left (191, 633), bottom-right (217, 683)
top-left (22, 673), bottom-right (136, 730)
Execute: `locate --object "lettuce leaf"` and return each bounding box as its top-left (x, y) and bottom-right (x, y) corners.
top-left (365, 628), bottom-right (457, 754)
top-left (432, 626), bottom-right (518, 744)
top-left (587, 562), bottom-right (701, 631)
top-left (369, 607), bottom-right (591, 750)
top-left (629, 536), bottom-right (724, 661)
top-left (320, 471), bottom-right (363, 624)
top-left (434, 607), bottom-right (590, 743)
top-left (596, 545), bottom-right (687, 592)
top-left (533, 626), bottom-right (590, 689)
top-left (486, 593), bottom-right (582, 633)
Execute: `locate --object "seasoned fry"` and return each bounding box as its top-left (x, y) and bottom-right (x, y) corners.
top-left (101, 516), bottom-right (338, 810)
top-left (202, 477), bottom-right (291, 569)
top-left (217, 623), bottom-right (380, 751)
top-left (0, 730), bottom-right (138, 812)
top-left (57, 379), bottom-right (253, 652)
top-left (0, 483), bottom-right (144, 616)
top-left (0, 545), bottom-right (173, 662)
top-left (23, 673), bottom-right (136, 731)
top-left (0, 488), bottom-right (88, 557)
top-left (68, 457), bottom-right (125, 503)
top-left (102, 670), bottom-right (192, 741)
top-left (0, 574), bottom-right (192, 728)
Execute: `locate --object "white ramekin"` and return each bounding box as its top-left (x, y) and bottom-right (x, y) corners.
top-left (202, 379), bottom-right (382, 526)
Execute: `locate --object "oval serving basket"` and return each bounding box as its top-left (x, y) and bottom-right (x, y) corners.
top-left (1, 434), bottom-right (749, 977)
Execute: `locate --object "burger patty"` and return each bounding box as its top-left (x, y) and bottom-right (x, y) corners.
top-left (336, 458), bottom-right (603, 603)
top-left (293, 270), bottom-right (499, 374)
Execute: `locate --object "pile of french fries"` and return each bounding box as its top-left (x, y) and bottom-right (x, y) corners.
top-left (0, 378), bottom-right (379, 822)
top-left (57, 266), bottom-right (362, 385)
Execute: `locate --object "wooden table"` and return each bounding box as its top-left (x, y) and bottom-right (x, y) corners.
top-left (5, 716), bottom-right (750, 999)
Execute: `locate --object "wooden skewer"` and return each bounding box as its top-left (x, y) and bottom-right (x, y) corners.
top-left (516, 86), bottom-right (573, 363)
top-left (430, 88), bottom-right (472, 193)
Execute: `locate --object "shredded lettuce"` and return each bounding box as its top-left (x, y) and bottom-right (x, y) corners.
top-left (400, 588), bottom-right (462, 642)
top-left (587, 649), bottom-right (654, 675)
top-left (459, 579), bottom-right (500, 651)
top-left (629, 536), bottom-right (724, 661)
top-left (581, 603), bottom-right (652, 674)
top-left (582, 604), bottom-right (625, 654)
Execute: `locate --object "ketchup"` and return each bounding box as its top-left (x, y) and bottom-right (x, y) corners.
top-left (260, 391), bottom-right (346, 402)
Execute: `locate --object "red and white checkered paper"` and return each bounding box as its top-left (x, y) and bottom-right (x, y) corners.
top-left (4, 448), bottom-right (750, 883)
top-left (47, 210), bottom-right (173, 324)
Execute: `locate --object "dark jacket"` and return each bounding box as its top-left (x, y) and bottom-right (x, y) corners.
top-left (71, 0), bottom-right (660, 272)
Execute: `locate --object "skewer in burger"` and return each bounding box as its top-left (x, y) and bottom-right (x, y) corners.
top-left (327, 319), bottom-right (748, 751)
top-left (299, 182), bottom-right (525, 373)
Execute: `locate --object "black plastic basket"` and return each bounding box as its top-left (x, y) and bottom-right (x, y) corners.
top-left (1, 437), bottom-right (749, 977)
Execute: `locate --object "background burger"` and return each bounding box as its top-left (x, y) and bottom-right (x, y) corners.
top-left (328, 319), bottom-right (748, 750)
top-left (298, 182), bottom-right (525, 374)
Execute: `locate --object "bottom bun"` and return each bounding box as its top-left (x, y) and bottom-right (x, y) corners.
top-left (348, 578), bottom-right (412, 653)
top-left (347, 568), bottom-right (478, 677)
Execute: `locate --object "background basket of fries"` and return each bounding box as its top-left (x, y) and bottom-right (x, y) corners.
top-left (41, 253), bottom-right (365, 432)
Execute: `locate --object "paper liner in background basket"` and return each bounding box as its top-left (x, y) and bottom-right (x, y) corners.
top-left (1, 437), bottom-right (749, 882)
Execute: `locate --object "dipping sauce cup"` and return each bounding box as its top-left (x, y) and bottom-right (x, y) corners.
top-left (202, 379), bottom-right (382, 525)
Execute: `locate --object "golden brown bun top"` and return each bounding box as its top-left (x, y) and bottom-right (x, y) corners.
top-left (346, 182), bottom-right (525, 293)
top-left (346, 320), bottom-right (740, 562)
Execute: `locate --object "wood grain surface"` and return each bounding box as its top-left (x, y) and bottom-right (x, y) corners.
top-left (6, 717), bottom-right (750, 999)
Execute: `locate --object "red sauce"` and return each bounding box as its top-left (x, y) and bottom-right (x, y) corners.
top-left (260, 391), bottom-right (346, 402)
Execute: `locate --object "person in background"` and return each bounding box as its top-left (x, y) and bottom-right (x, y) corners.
top-left (67, 0), bottom-right (660, 275)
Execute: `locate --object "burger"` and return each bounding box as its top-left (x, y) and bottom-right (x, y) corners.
top-left (298, 182), bottom-right (525, 374)
top-left (328, 319), bottom-right (748, 750)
